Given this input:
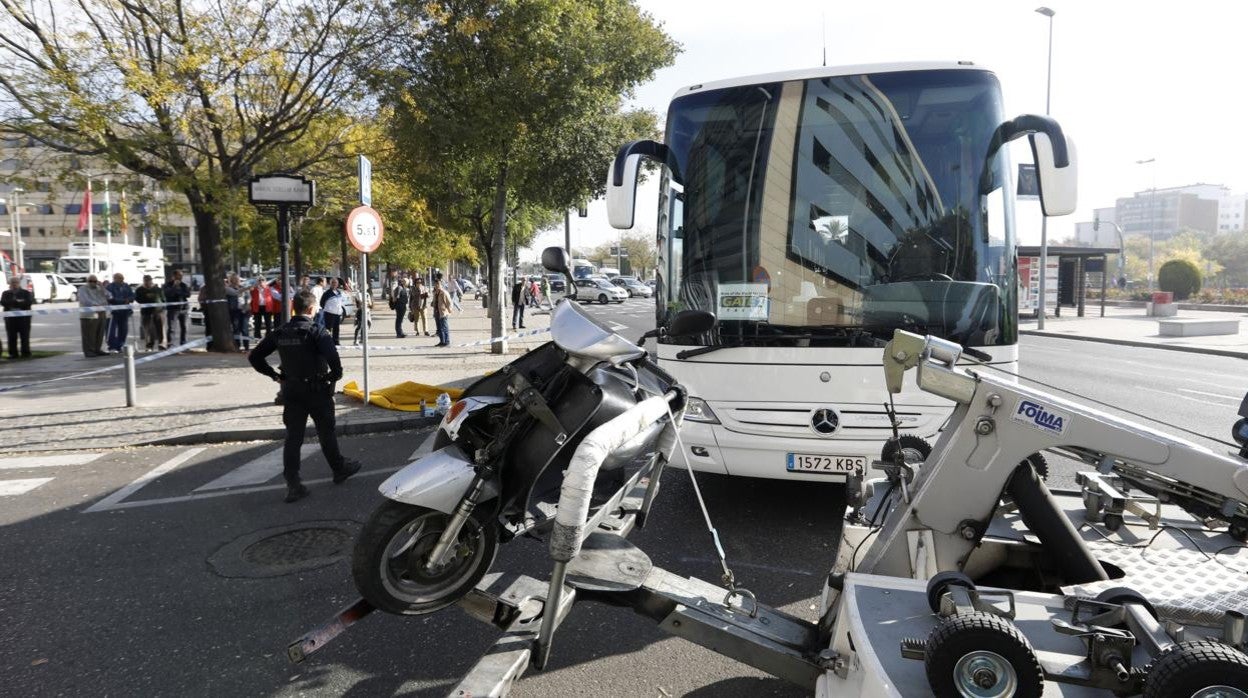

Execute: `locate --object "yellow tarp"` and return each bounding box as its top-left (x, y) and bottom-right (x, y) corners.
top-left (342, 380), bottom-right (465, 411)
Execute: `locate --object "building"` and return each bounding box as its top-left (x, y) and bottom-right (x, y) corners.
top-left (1115, 185), bottom-right (1218, 241)
top-left (0, 133), bottom-right (197, 274)
top-left (1218, 192), bottom-right (1247, 233)
top-left (1074, 206), bottom-right (1120, 247)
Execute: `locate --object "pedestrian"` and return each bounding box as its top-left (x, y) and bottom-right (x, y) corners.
top-left (449, 274), bottom-right (463, 312)
top-left (248, 289), bottom-right (361, 503)
top-left (391, 277), bottom-right (410, 338)
top-left (511, 279), bottom-right (527, 330)
top-left (225, 273), bottom-right (250, 351)
top-left (528, 277), bottom-right (541, 308)
top-left (351, 279), bottom-right (373, 344)
top-left (163, 270), bottom-right (191, 346)
top-left (271, 279), bottom-right (286, 320)
top-left (105, 272), bottom-right (135, 353)
top-left (1, 276), bottom-right (34, 358)
top-left (320, 277), bottom-right (345, 345)
top-left (412, 277), bottom-right (429, 336)
top-left (540, 275), bottom-right (551, 309)
top-left (309, 276), bottom-right (326, 327)
top-left (251, 277), bottom-right (276, 338)
top-left (134, 274), bottom-right (166, 351)
top-left (432, 272), bottom-right (452, 347)
top-left (78, 274), bottom-right (108, 357)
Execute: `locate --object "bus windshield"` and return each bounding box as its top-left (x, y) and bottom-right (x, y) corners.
top-left (657, 68), bottom-right (1018, 348)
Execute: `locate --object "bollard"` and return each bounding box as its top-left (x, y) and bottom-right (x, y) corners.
top-left (124, 345), bottom-right (137, 407)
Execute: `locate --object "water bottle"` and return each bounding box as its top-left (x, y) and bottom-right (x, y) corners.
top-left (435, 392), bottom-right (453, 416)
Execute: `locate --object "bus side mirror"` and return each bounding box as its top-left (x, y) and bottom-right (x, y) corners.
top-left (606, 153), bottom-right (642, 229)
top-left (1031, 132), bottom-right (1077, 216)
top-left (668, 309), bottom-right (716, 337)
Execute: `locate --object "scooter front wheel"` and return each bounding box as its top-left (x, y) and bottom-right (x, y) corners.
top-left (352, 500), bottom-right (498, 615)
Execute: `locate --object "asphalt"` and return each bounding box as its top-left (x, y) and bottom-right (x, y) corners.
top-left (5, 296), bottom-right (1247, 455)
top-left (0, 299), bottom-right (555, 454)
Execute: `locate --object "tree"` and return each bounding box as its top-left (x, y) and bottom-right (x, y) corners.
top-left (387, 0), bottom-right (677, 352)
top-left (0, 0), bottom-right (399, 349)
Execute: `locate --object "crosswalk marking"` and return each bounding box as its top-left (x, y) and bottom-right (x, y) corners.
top-left (0, 478), bottom-right (54, 496)
top-left (84, 448), bottom-right (206, 513)
top-left (0, 453), bottom-right (103, 470)
top-left (194, 445), bottom-right (317, 492)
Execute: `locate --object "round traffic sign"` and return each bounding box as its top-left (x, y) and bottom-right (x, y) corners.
top-left (345, 205), bottom-right (384, 253)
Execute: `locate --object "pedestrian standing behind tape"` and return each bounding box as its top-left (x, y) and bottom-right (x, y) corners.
top-left (248, 289), bottom-right (361, 503)
top-left (134, 274), bottom-right (166, 352)
top-left (163, 270), bottom-right (191, 347)
top-left (320, 277), bottom-right (345, 345)
top-left (1, 276), bottom-right (34, 358)
top-left (105, 272), bottom-right (135, 353)
top-left (78, 275), bottom-right (109, 357)
top-left (432, 272), bottom-right (452, 347)
top-left (391, 278), bottom-right (410, 338)
top-left (225, 273), bottom-right (250, 352)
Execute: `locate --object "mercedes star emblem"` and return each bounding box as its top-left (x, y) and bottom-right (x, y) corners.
top-left (810, 408), bottom-right (840, 436)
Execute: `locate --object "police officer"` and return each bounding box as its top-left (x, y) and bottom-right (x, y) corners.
top-left (249, 289), bottom-right (361, 503)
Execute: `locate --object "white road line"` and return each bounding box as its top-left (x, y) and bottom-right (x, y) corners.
top-left (0, 453), bottom-right (103, 470)
top-left (194, 445), bottom-right (316, 492)
top-left (1138, 386), bottom-right (1240, 406)
top-left (83, 447), bottom-right (205, 513)
top-left (84, 466), bottom-right (402, 512)
top-left (1178, 388), bottom-right (1243, 400)
top-left (0, 478), bottom-right (54, 496)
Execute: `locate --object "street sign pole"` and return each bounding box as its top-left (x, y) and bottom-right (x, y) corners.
top-left (356, 155), bottom-right (374, 406)
top-left (279, 206), bottom-right (291, 324)
top-left (361, 251), bottom-right (370, 405)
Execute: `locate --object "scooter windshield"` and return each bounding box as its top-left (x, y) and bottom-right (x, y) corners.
top-left (550, 300), bottom-right (646, 363)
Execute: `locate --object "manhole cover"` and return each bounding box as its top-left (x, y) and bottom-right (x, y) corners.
top-left (209, 520), bottom-right (361, 579)
top-left (242, 527), bottom-right (351, 566)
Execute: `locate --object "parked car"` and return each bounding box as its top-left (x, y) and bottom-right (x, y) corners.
top-left (574, 277), bottom-right (627, 304)
top-left (610, 276), bottom-right (652, 298)
top-left (22, 273), bottom-right (78, 303)
top-left (546, 273), bottom-right (566, 293)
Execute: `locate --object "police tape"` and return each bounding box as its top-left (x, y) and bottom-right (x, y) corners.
top-left (0, 301), bottom-right (193, 318)
top-left (0, 337), bottom-right (211, 394)
top-left (333, 326), bottom-right (551, 352)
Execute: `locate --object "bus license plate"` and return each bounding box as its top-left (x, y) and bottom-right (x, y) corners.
top-left (786, 453), bottom-right (866, 474)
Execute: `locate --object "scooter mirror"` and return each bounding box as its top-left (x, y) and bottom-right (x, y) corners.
top-left (541, 246), bottom-right (575, 300)
top-left (668, 310), bottom-right (716, 338)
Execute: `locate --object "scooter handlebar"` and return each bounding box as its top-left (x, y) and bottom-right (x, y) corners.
top-left (548, 391), bottom-right (680, 563)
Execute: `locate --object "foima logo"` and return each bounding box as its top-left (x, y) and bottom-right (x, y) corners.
top-left (1011, 399), bottom-right (1070, 435)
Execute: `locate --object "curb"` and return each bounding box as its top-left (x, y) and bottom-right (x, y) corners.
top-left (141, 412), bottom-right (440, 448)
top-left (1021, 329), bottom-right (1248, 360)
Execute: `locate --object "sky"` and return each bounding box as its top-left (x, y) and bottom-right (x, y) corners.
top-left (526, 0), bottom-right (1248, 261)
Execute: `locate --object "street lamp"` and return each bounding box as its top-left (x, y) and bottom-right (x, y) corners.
top-left (1136, 158), bottom-right (1157, 292)
top-left (1035, 6), bottom-right (1055, 329)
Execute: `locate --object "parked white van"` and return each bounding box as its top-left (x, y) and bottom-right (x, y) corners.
top-left (23, 273), bottom-right (78, 303)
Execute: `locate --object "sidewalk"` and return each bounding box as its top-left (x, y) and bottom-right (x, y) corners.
top-left (1021, 304), bottom-right (1248, 358)
top-left (0, 300), bottom-right (554, 454)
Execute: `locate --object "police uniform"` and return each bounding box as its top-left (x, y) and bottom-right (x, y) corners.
top-left (249, 315), bottom-right (359, 500)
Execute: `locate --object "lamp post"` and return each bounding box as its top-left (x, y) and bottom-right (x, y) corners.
top-left (1035, 6), bottom-right (1055, 329)
top-left (1136, 158), bottom-right (1157, 292)
top-left (9, 186), bottom-right (25, 269)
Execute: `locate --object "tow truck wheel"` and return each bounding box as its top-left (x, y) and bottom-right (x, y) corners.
top-left (1229, 523), bottom-right (1248, 543)
top-left (924, 611), bottom-right (1043, 698)
top-left (352, 500), bottom-right (498, 615)
top-left (1143, 640), bottom-right (1248, 698)
top-left (926, 571), bottom-right (976, 614)
top-left (881, 434), bottom-right (932, 466)
top-left (1023, 452), bottom-right (1048, 481)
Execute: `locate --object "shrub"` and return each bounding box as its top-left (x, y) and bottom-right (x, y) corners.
top-left (1157, 259), bottom-right (1202, 300)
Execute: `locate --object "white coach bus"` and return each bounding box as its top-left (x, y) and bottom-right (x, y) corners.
top-left (606, 61), bottom-right (1076, 481)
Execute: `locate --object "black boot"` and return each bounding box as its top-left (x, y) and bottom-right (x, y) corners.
top-left (333, 458), bottom-right (362, 485)
top-left (284, 483), bottom-right (310, 503)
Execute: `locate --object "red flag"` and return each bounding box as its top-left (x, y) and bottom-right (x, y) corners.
top-left (77, 183), bottom-right (92, 233)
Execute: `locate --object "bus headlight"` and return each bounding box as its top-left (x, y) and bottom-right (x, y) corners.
top-left (683, 397), bottom-right (720, 424)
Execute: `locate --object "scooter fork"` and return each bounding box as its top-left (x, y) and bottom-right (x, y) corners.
top-left (423, 475), bottom-right (488, 573)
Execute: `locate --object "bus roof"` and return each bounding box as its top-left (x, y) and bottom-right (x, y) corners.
top-left (670, 61), bottom-right (991, 101)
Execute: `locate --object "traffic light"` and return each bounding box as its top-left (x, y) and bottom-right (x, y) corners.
top-left (1093, 213), bottom-right (1099, 231)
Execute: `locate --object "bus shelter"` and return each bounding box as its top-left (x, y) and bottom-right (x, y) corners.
top-left (1018, 246), bottom-right (1119, 318)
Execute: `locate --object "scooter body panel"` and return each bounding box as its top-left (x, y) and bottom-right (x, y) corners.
top-left (379, 444), bottom-right (499, 514)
